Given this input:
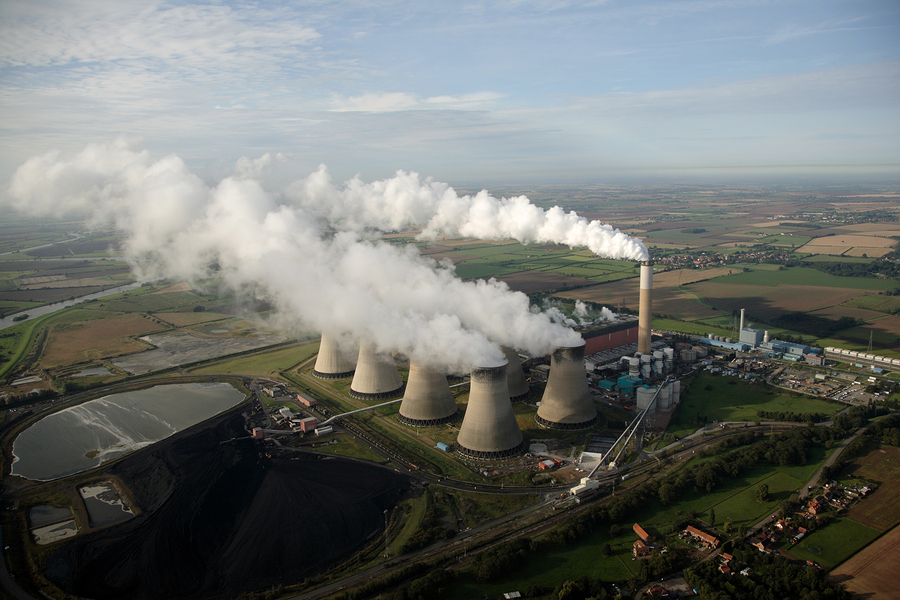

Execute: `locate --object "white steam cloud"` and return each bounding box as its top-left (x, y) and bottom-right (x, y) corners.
top-left (4, 140), bottom-right (650, 372)
top-left (285, 167), bottom-right (648, 261)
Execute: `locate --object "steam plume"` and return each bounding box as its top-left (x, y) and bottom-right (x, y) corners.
top-left (287, 166), bottom-right (649, 261)
top-left (4, 140), bottom-right (601, 373)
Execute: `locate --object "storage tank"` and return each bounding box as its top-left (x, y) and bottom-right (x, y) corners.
top-left (659, 382), bottom-right (672, 410)
top-left (672, 379), bottom-right (681, 404)
top-left (663, 347), bottom-right (675, 361)
top-left (641, 364), bottom-right (651, 379)
top-left (536, 341), bottom-right (598, 430)
top-left (349, 343), bottom-right (404, 400)
top-left (653, 350), bottom-right (664, 360)
top-left (313, 333), bottom-right (356, 379)
top-left (398, 362), bottom-right (457, 427)
top-left (640, 354), bottom-right (652, 365)
top-left (503, 346), bottom-right (531, 402)
top-left (636, 386), bottom-right (658, 412)
top-left (628, 357), bottom-right (640, 377)
top-left (456, 361), bottom-right (524, 459)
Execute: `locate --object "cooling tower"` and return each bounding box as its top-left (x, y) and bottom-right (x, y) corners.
top-left (349, 344), bottom-right (404, 401)
top-left (312, 333), bottom-right (356, 379)
top-left (456, 361), bottom-right (524, 459)
top-left (503, 346), bottom-right (531, 402)
top-left (398, 362), bottom-right (458, 427)
top-left (535, 341), bottom-right (598, 430)
top-left (638, 261), bottom-right (653, 354)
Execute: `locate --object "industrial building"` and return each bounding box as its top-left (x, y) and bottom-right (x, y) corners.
top-left (581, 318), bottom-right (640, 354)
top-left (456, 361), bottom-right (525, 459)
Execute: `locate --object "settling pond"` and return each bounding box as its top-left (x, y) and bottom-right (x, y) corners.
top-left (11, 382), bottom-right (246, 481)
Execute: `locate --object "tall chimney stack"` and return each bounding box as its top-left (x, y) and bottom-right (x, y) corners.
top-left (638, 261), bottom-right (653, 354)
top-left (739, 308), bottom-right (745, 332)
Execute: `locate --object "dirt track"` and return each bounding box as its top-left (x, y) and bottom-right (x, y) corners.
top-left (48, 410), bottom-right (411, 599)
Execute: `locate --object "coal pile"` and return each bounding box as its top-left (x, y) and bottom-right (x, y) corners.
top-left (49, 411), bottom-right (411, 599)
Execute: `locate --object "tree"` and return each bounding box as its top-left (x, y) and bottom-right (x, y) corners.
top-left (709, 507), bottom-right (715, 526)
top-left (756, 483), bottom-right (770, 502)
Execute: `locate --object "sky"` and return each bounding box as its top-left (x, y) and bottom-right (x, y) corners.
top-left (1, 0), bottom-right (899, 186)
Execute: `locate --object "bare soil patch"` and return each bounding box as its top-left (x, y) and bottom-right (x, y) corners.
top-left (155, 312), bottom-right (231, 327)
top-left (685, 282), bottom-right (866, 318)
top-left (829, 523), bottom-right (900, 599)
top-left (39, 314), bottom-right (159, 368)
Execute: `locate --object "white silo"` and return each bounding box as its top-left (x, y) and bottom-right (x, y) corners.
top-left (636, 386), bottom-right (658, 412)
top-left (659, 383), bottom-right (672, 410)
top-left (628, 357), bottom-right (640, 378)
top-left (535, 341), bottom-right (597, 430)
top-left (671, 379), bottom-right (681, 404)
top-left (398, 362), bottom-right (457, 427)
top-left (503, 346), bottom-right (531, 402)
top-left (350, 343), bottom-right (404, 400)
top-left (641, 364), bottom-right (651, 380)
top-left (456, 361), bottom-right (524, 459)
top-left (313, 333), bottom-right (356, 379)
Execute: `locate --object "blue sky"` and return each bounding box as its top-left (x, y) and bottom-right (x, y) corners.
top-left (1, 0), bottom-right (898, 185)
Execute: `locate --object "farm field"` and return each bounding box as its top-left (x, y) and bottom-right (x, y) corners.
top-left (787, 518), bottom-right (881, 569)
top-left (38, 312), bottom-right (160, 368)
top-left (190, 341), bottom-right (319, 376)
top-left (830, 523), bottom-right (900, 599)
top-left (840, 445), bottom-right (900, 532)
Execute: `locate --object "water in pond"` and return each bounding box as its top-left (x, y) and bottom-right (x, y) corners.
top-left (11, 383), bottom-right (245, 481)
top-left (29, 504), bottom-right (72, 527)
top-left (79, 481), bottom-right (134, 527)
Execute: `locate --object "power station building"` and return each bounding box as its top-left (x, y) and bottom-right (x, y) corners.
top-left (581, 318), bottom-right (640, 354)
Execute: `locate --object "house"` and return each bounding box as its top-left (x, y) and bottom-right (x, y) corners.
top-left (633, 523), bottom-right (651, 542)
top-left (685, 525), bottom-right (719, 549)
top-left (633, 539), bottom-right (652, 557)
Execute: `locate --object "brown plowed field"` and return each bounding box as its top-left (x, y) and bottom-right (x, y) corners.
top-left (829, 524), bottom-right (900, 599)
top-left (685, 282), bottom-right (866, 318)
top-left (39, 314), bottom-right (159, 367)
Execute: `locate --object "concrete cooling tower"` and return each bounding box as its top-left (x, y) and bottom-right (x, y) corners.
top-left (455, 361), bottom-right (525, 460)
top-left (535, 341), bottom-right (598, 430)
top-left (398, 362), bottom-right (458, 427)
top-left (638, 261), bottom-right (653, 354)
top-left (503, 346), bottom-right (531, 402)
top-left (312, 333), bottom-right (356, 379)
top-left (349, 344), bottom-right (404, 401)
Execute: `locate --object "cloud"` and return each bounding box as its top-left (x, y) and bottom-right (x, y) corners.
top-left (330, 91), bottom-right (502, 112)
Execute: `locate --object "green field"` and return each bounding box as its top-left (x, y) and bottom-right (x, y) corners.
top-left (668, 371), bottom-right (841, 438)
top-left (714, 267), bottom-right (896, 290)
top-left (787, 517), bottom-right (881, 568)
top-left (190, 342), bottom-right (319, 376)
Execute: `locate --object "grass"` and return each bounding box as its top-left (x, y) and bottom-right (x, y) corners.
top-left (189, 341), bottom-right (319, 376)
top-left (667, 371), bottom-right (841, 438)
top-left (715, 267), bottom-right (896, 290)
top-left (787, 517), bottom-right (881, 568)
top-left (311, 435), bottom-right (391, 463)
